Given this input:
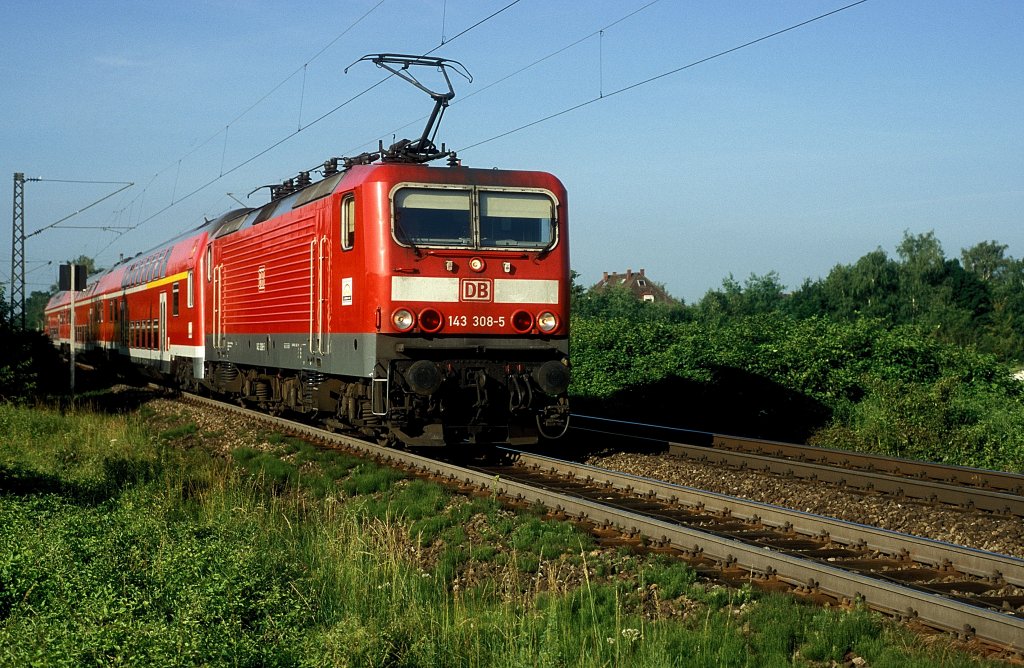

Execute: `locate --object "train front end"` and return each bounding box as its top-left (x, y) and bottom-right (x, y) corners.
top-left (368, 164), bottom-right (570, 446)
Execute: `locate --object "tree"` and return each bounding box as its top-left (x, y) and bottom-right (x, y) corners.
top-left (68, 254), bottom-right (100, 276)
top-left (569, 269), bottom-right (586, 312)
top-left (895, 231), bottom-right (950, 324)
top-left (575, 282), bottom-right (686, 322)
top-left (848, 249), bottom-right (900, 318)
top-left (742, 272), bottom-right (787, 314)
top-left (24, 290), bottom-right (54, 331)
top-left (896, 230), bottom-right (945, 277)
top-left (985, 258), bottom-right (1024, 359)
top-left (693, 272), bottom-right (786, 323)
top-left (962, 241), bottom-right (1009, 282)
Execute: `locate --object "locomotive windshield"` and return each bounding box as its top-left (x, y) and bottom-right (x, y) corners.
top-left (479, 192), bottom-right (553, 248)
top-left (394, 188), bottom-right (472, 247)
top-left (393, 186), bottom-right (555, 250)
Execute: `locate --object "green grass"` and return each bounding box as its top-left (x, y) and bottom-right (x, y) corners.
top-left (0, 400), bottom-right (1004, 667)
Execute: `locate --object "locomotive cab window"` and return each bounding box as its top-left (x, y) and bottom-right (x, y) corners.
top-left (393, 188), bottom-right (472, 247)
top-left (391, 186), bottom-right (556, 251)
top-left (341, 194), bottom-right (356, 250)
top-left (479, 192), bottom-right (554, 249)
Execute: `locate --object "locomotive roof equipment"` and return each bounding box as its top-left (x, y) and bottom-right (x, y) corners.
top-left (346, 53), bottom-right (472, 164)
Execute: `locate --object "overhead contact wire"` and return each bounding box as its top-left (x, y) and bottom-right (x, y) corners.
top-left (343, 0), bottom-right (661, 155)
top-left (104, 2), bottom-right (518, 252)
top-left (459, 0), bottom-right (870, 152)
top-left (111, 1), bottom-right (389, 238)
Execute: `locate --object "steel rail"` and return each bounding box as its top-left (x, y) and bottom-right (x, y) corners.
top-left (710, 434), bottom-right (1024, 495)
top-left (666, 440), bottom-right (1024, 516)
top-left (181, 395), bottom-right (1024, 653)
top-left (570, 414), bottom-right (1024, 516)
top-left (572, 413), bottom-right (1024, 492)
top-left (508, 450), bottom-right (1024, 587)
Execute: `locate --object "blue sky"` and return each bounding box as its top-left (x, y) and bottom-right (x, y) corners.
top-left (2, 0), bottom-right (1021, 303)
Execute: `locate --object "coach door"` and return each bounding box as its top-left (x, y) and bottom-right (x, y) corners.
top-left (159, 292), bottom-right (168, 366)
top-left (120, 297), bottom-right (128, 348)
top-left (309, 216), bottom-right (331, 356)
top-left (210, 243), bottom-right (225, 351)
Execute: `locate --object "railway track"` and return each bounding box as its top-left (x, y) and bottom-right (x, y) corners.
top-left (570, 414), bottom-right (1024, 517)
top-left (178, 394), bottom-right (1024, 658)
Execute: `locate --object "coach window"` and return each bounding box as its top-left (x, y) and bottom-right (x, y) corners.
top-left (393, 188), bottom-right (471, 248)
top-left (341, 194), bottom-right (356, 250)
top-left (187, 270), bottom-right (194, 308)
top-left (159, 249), bottom-right (172, 279)
top-left (172, 283), bottom-right (180, 317)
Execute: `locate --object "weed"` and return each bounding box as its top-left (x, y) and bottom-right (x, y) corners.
top-left (342, 463), bottom-right (406, 496)
top-left (263, 431), bottom-right (285, 445)
top-left (643, 556), bottom-right (697, 599)
top-left (230, 447), bottom-right (298, 492)
top-left (158, 423), bottom-right (198, 442)
top-left (0, 402), bottom-right (997, 668)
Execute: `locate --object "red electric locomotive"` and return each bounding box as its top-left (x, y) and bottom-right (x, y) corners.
top-left (45, 55), bottom-right (571, 447)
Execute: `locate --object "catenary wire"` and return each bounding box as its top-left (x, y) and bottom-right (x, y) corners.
top-left (92, 1), bottom-right (522, 261)
top-left (107, 2), bottom-right (389, 237)
top-left (342, 0), bottom-right (661, 155)
top-left (458, 0), bottom-right (870, 152)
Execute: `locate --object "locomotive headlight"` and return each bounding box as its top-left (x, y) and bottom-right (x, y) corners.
top-left (392, 308), bottom-right (415, 332)
top-left (469, 257), bottom-right (486, 272)
top-left (536, 311), bottom-right (558, 333)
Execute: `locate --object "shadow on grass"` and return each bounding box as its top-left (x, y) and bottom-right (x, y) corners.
top-left (567, 366), bottom-right (832, 451)
top-left (0, 464), bottom-right (111, 505)
top-left (43, 360), bottom-right (168, 415)
top-left (0, 456), bottom-right (160, 506)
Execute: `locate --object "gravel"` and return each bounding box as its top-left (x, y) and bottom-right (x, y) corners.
top-left (149, 392), bottom-right (1024, 560)
top-left (584, 451), bottom-right (1024, 559)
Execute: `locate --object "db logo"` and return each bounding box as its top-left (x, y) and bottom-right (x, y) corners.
top-left (461, 278), bottom-right (492, 302)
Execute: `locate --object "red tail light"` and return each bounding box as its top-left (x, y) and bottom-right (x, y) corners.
top-left (418, 308), bottom-right (443, 333)
top-left (511, 310), bottom-right (534, 334)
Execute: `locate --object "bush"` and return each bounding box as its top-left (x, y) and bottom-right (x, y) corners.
top-left (570, 311), bottom-right (1024, 471)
